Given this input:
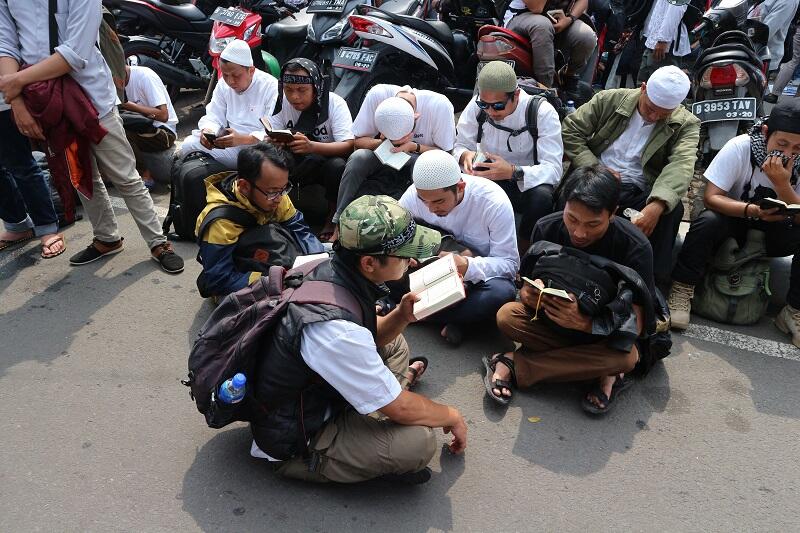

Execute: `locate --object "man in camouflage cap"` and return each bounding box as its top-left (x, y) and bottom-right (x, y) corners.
top-left (257, 195), bottom-right (467, 485)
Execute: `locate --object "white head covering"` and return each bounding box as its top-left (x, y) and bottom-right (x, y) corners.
top-left (374, 97), bottom-right (414, 141)
top-left (220, 39), bottom-right (254, 68)
top-left (646, 65), bottom-right (690, 110)
top-left (413, 150), bottom-right (463, 190)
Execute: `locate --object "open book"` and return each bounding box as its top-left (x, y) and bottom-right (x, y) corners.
top-left (260, 117), bottom-right (295, 143)
top-left (374, 139), bottom-right (411, 171)
top-left (521, 277), bottom-right (573, 301)
top-left (758, 197), bottom-right (800, 215)
top-left (409, 254), bottom-right (466, 320)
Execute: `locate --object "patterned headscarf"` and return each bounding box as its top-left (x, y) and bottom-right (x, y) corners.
top-left (748, 118), bottom-right (800, 184)
top-left (272, 57), bottom-right (330, 137)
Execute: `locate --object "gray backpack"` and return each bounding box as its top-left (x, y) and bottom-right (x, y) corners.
top-left (693, 230), bottom-right (771, 325)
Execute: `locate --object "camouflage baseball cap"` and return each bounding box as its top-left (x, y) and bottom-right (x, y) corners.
top-left (338, 195), bottom-right (441, 259)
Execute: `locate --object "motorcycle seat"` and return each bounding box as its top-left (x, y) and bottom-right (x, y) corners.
top-left (697, 45), bottom-right (762, 70)
top-left (385, 13), bottom-right (454, 46)
top-left (381, 0), bottom-right (419, 15)
top-left (266, 17), bottom-right (309, 41)
top-left (149, 0), bottom-right (207, 22)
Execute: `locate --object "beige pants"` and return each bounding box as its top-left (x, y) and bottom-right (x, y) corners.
top-left (273, 334), bottom-right (437, 483)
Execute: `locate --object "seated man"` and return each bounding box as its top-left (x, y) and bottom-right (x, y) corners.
top-left (398, 150), bottom-right (519, 345)
top-left (668, 99), bottom-right (800, 339)
top-left (179, 40), bottom-right (278, 169)
top-left (454, 61), bottom-right (563, 252)
top-left (487, 166), bottom-right (655, 414)
top-left (331, 83), bottom-right (456, 236)
top-left (505, 0), bottom-right (597, 93)
top-left (265, 58), bottom-right (354, 241)
top-left (195, 143), bottom-right (323, 299)
top-left (561, 65), bottom-right (699, 289)
top-left (121, 63), bottom-right (179, 188)
top-left (252, 195), bottom-right (468, 484)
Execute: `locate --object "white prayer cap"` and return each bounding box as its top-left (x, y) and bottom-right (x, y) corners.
top-left (413, 150), bottom-right (463, 190)
top-left (645, 65), bottom-right (690, 109)
top-left (220, 39), bottom-right (253, 68)
top-left (374, 96), bottom-right (414, 141)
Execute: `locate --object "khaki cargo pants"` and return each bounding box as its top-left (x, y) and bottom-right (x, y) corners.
top-left (273, 334), bottom-right (437, 483)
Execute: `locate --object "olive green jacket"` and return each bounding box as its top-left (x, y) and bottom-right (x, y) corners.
top-left (561, 88), bottom-right (700, 212)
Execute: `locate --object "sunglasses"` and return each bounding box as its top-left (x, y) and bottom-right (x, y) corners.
top-left (476, 93), bottom-right (514, 111)
top-left (253, 182), bottom-right (293, 201)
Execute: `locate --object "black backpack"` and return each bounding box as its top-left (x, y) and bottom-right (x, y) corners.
top-left (162, 152), bottom-right (228, 241)
top-left (183, 260), bottom-right (363, 429)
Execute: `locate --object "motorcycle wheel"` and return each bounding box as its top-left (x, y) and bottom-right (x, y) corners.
top-left (123, 41), bottom-right (181, 102)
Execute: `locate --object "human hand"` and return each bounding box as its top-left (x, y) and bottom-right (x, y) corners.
top-left (633, 201), bottom-right (665, 237)
top-left (519, 282), bottom-right (541, 309)
top-left (10, 99), bottom-right (45, 140)
top-left (0, 73), bottom-right (25, 102)
top-left (289, 132), bottom-right (314, 154)
top-left (754, 205), bottom-right (785, 223)
top-left (761, 153), bottom-right (796, 188)
top-left (214, 129), bottom-right (239, 148)
top-left (443, 410), bottom-right (467, 454)
top-left (200, 128), bottom-right (216, 149)
top-left (460, 150), bottom-right (476, 175)
top-left (393, 291), bottom-right (420, 323)
top-left (653, 41), bottom-right (669, 62)
top-left (438, 251), bottom-right (468, 277)
top-left (389, 132), bottom-right (414, 152)
top-left (471, 153), bottom-right (514, 181)
top-left (542, 292), bottom-right (592, 333)
top-left (552, 13), bottom-right (572, 34)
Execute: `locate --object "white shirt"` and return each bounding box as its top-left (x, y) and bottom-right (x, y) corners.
top-left (750, 0), bottom-right (800, 69)
top-left (642, 0), bottom-right (691, 57)
top-left (300, 320), bottom-right (401, 415)
top-left (198, 69), bottom-right (278, 138)
top-left (267, 92), bottom-right (354, 143)
top-left (0, 0), bottom-right (118, 117)
top-left (453, 91), bottom-right (563, 192)
top-left (124, 65), bottom-right (178, 134)
top-left (705, 134), bottom-right (800, 201)
top-left (400, 175), bottom-right (520, 284)
top-left (503, 0), bottom-right (525, 25)
top-left (599, 108), bottom-right (655, 190)
top-left (352, 84), bottom-right (456, 151)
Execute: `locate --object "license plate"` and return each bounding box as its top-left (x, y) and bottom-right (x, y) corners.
top-left (691, 97), bottom-right (757, 123)
top-left (477, 59), bottom-right (515, 74)
top-left (332, 47), bottom-right (378, 72)
top-left (307, 0), bottom-right (347, 14)
top-left (209, 7), bottom-right (248, 27)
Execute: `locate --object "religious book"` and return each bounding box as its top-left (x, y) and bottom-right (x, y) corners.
top-left (409, 254), bottom-right (466, 320)
top-left (292, 253), bottom-right (330, 268)
top-left (374, 139), bottom-right (411, 171)
top-left (521, 276), bottom-right (574, 301)
top-left (260, 117), bottom-right (295, 143)
top-left (758, 197), bottom-right (800, 215)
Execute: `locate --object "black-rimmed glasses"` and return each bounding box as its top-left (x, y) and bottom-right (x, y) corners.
top-left (253, 182), bottom-right (293, 201)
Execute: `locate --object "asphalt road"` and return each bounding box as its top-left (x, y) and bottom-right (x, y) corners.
top-left (1, 91), bottom-right (799, 531)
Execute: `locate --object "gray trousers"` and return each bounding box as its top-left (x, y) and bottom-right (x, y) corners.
top-left (772, 30), bottom-right (800, 97)
top-left (78, 107), bottom-right (166, 250)
top-left (506, 13), bottom-right (597, 87)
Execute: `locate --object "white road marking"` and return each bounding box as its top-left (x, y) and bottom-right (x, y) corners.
top-left (680, 323), bottom-right (800, 363)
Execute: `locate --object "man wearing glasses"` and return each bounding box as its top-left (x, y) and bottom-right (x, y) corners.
top-left (195, 143), bottom-right (323, 299)
top-left (454, 61), bottom-right (564, 253)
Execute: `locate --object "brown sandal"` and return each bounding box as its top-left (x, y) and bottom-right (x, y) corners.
top-left (41, 235), bottom-right (66, 259)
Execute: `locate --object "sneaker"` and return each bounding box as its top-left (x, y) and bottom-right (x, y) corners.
top-left (763, 93), bottom-right (779, 104)
top-left (667, 281), bottom-right (695, 330)
top-left (69, 238), bottom-right (124, 265)
top-left (774, 304), bottom-right (800, 348)
top-left (151, 242), bottom-right (184, 274)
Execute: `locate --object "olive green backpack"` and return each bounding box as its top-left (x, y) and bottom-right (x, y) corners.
top-left (693, 229), bottom-right (771, 325)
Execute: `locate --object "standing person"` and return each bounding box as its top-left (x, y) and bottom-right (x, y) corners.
top-left (765, 17), bottom-right (800, 104)
top-left (750, 0), bottom-right (800, 73)
top-left (637, 0), bottom-right (691, 84)
top-left (0, 0), bottom-right (184, 273)
top-left (122, 64), bottom-right (179, 188)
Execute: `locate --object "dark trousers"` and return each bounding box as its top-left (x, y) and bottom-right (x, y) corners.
top-left (0, 110), bottom-right (58, 236)
top-left (495, 181), bottom-right (554, 242)
top-left (293, 154), bottom-right (346, 204)
top-left (618, 182), bottom-right (683, 289)
top-left (672, 209), bottom-right (800, 308)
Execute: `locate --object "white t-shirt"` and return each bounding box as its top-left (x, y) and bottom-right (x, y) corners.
top-left (124, 65), bottom-right (178, 134)
top-left (268, 92), bottom-right (354, 143)
top-left (352, 84), bottom-right (456, 151)
top-left (399, 175), bottom-right (519, 284)
top-left (198, 69), bottom-right (278, 139)
top-left (300, 320), bottom-right (401, 415)
top-left (705, 134), bottom-right (798, 201)
top-left (599, 108), bottom-right (655, 190)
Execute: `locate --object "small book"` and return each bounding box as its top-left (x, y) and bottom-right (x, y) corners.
top-left (260, 117), bottom-right (295, 143)
top-left (292, 253), bottom-right (330, 268)
top-left (521, 276), bottom-right (573, 301)
top-left (546, 9), bottom-right (566, 23)
top-left (408, 254), bottom-right (466, 320)
top-left (374, 139), bottom-right (411, 171)
top-left (758, 197), bottom-right (800, 215)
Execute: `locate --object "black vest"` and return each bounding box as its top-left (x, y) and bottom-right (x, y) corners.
top-left (251, 254), bottom-right (384, 460)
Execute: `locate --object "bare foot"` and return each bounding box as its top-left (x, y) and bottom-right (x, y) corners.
top-left (491, 351), bottom-right (514, 399)
top-left (0, 228), bottom-right (33, 242)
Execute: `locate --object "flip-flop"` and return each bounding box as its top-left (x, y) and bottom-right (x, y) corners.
top-left (482, 353), bottom-right (516, 405)
top-left (581, 375), bottom-right (633, 415)
top-left (0, 231), bottom-right (35, 251)
top-left (406, 356), bottom-right (428, 388)
top-left (41, 234), bottom-right (66, 259)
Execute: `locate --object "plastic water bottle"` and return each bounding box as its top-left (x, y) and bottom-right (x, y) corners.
top-left (623, 207), bottom-right (644, 223)
top-left (218, 373), bottom-right (246, 404)
top-left (566, 100), bottom-right (577, 115)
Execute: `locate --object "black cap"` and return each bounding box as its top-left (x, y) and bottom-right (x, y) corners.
top-left (767, 99), bottom-right (800, 135)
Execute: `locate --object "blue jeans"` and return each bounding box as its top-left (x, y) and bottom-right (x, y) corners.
top-left (428, 277), bottom-right (517, 325)
top-left (0, 110), bottom-right (58, 236)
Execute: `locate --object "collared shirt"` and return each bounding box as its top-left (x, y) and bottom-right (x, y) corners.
top-left (642, 0), bottom-right (690, 57)
top-left (198, 69), bottom-right (278, 139)
top-left (399, 174), bottom-right (519, 284)
top-left (599, 108), bottom-right (655, 190)
top-left (453, 90), bottom-right (563, 193)
top-left (0, 0), bottom-right (118, 117)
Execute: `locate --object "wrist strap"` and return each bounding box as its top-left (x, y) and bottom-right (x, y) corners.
top-left (744, 202), bottom-right (752, 219)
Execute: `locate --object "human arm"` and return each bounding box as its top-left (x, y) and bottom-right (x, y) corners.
top-left (380, 392), bottom-right (467, 454)
top-left (197, 81), bottom-right (228, 134)
top-left (552, 0), bottom-right (589, 33)
top-left (644, 0), bottom-right (687, 53)
top-left (703, 182), bottom-right (785, 222)
top-left (646, 117), bottom-right (700, 212)
top-left (561, 91), bottom-right (606, 167)
top-left (375, 292), bottom-right (418, 347)
top-left (197, 222), bottom-right (259, 297)
top-left (121, 101), bottom-right (169, 122)
top-left (458, 199), bottom-right (520, 284)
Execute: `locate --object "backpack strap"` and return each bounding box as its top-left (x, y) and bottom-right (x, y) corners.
top-left (195, 205), bottom-right (259, 246)
top-left (290, 280), bottom-right (365, 325)
top-left (48, 0), bottom-right (58, 54)
top-left (480, 95), bottom-right (543, 165)
top-left (476, 109), bottom-right (487, 146)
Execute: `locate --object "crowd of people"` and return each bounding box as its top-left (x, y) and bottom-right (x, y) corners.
top-left (1, 0), bottom-right (800, 487)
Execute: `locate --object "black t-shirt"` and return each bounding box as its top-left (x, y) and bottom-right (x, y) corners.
top-left (531, 211), bottom-right (656, 297)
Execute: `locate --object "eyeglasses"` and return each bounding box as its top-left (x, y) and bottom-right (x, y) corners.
top-left (476, 93), bottom-right (514, 111)
top-left (253, 182), bottom-right (293, 200)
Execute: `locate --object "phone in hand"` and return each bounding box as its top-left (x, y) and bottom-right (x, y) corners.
top-left (472, 151), bottom-right (493, 172)
top-left (203, 126), bottom-right (228, 144)
top-left (546, 9), bottom-right (565, 23)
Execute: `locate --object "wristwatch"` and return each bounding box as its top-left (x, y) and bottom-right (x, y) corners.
top-left (413, 142), bottom-right (421, 153)
top-left (567, 13), bottom-right (577, 23)
top-left (511, 165), bottom-right (525, 183)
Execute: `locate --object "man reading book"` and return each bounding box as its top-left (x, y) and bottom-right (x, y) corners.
top-left (398, 150), bottom-right (519, 345)
top-left (667, 99), bottom-right (800, 343)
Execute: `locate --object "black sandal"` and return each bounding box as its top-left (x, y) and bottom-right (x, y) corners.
top-left (482, 353), bottom-right (516, 405)
top-left (406, 356), bottom-right (428, 388)
top-left (581, 375), bottom-right (632, 415)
